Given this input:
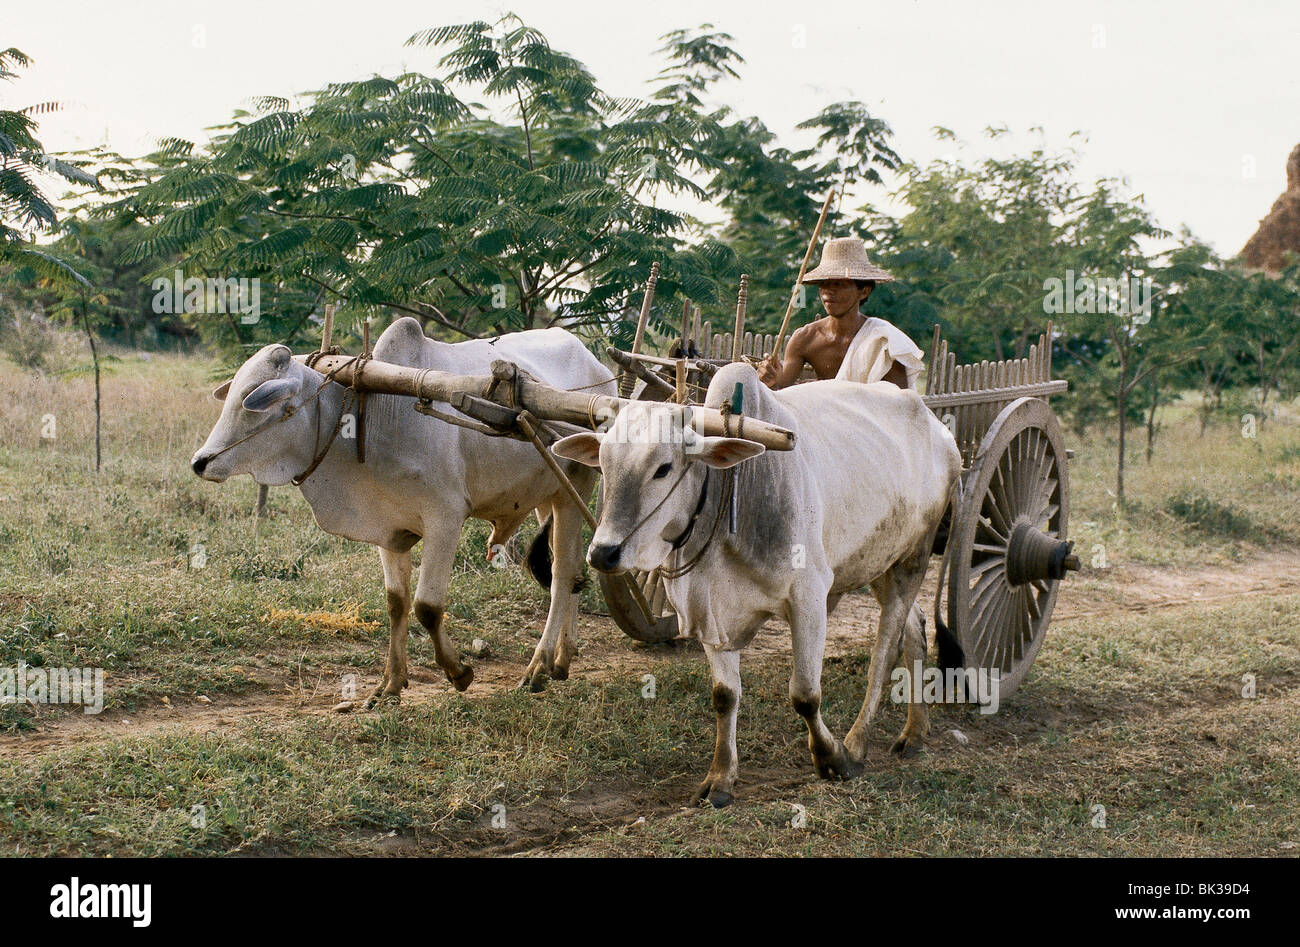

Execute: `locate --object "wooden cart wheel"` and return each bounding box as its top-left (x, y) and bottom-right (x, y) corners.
top-left (947, 397), bottom-right (1076, 698)
top-left (594, 488), bottom-right (680, 643)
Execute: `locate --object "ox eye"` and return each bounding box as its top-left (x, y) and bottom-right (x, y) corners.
top-left (652, 462), bottom-right (672, 480)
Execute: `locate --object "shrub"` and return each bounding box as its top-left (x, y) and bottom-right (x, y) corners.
top-left (1163, 491), bottom-right (1256, 539)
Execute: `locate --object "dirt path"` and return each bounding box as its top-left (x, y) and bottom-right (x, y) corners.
top-left (6, 547), bottom-right (1300, 761)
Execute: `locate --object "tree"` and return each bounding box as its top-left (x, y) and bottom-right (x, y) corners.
top-left (0, 45), bottom-right (107, 470)
top-left (115, 15), bottom-right (747, 360)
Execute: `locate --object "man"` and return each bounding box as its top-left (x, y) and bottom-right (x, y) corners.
top-left (759, 236), bottom-right (925, 390)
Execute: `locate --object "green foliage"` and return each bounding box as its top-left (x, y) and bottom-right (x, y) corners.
top-left (0, 46), bottom-right (97, 248)
top-left (1163, 492), bottom-right (1256, 540)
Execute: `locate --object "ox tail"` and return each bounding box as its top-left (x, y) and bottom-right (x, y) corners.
top-left (933, 478), bottom-right (965, 675)
top-left (526, 515), bottom-right (589, 594)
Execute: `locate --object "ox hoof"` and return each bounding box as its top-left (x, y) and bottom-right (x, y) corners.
top-left (890, 734), bottom-right (925, 758)
top-left (706, 790), bottom-right (733, 809)
top-left (694, 777), bottom-right (735, 809)
top-left (814, 744), bottom-right (865, 781)
top-left (362, 680), bottom-right (405, 710)
top-left (517, 670), bottom-right (550, 693)
top-left (449, 665), bottom-right (474, 692)
top-left (550, 664), bottom-right (569, 682)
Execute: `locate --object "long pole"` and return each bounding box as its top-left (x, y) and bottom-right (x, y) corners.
top-left (621, 261), bottom-right (660, 397)
top-left (772, 190), bottom-right (834, 357)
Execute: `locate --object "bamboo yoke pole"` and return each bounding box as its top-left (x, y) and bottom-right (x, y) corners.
top-left (293, 353), bottom-right (797, 450)
top-left (620, 261), bottom-right (660, 397)
top-left (772, 189), bottom-right (835, 359)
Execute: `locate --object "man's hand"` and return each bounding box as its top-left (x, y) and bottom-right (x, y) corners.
top-left (758, 354), bottom-right (783, 387)
top-left (759, 329), bottom-right (810, 390)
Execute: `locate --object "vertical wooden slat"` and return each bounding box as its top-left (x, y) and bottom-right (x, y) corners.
top-left (928, 325), bottom-right (941, 394)
top-left (1028, 344), bottom-right (1039, 383)
top-left (732, 275), bottom-right (749, 362)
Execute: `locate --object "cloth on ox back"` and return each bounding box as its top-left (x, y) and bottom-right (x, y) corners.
top-left (675, 363), bottom-right (958, 649)
top-left (833, 316), bottom-right (926, 389)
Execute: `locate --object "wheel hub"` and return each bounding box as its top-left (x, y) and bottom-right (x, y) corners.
top-left (1005, 518), bottom-right (1079, 586)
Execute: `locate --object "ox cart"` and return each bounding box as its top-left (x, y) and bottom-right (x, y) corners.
top-left (299, 272), bottom-right (1077, 700)
top-left (600, 265), bottom-right (1079, 699)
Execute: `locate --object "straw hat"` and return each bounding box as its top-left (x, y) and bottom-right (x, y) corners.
top-left (801, 236), bottom-right (894, 284)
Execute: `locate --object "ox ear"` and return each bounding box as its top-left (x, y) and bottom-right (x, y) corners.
top-left (551, 431), bottom-right (604, 467)
top-left (695, 436), bottom-right (765, 469)
top-left (242, 376), bottom-right (302, 412)
top-left (213, 380), bottom-right (232, 402)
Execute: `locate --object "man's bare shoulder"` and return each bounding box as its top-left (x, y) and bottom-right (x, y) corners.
top-left (789, 318), bottom-right (830, 349)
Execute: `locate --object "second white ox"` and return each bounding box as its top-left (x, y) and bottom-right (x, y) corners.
top-left (191, 317), bottom-right (614, 700)
top-left (553, 362), bottom-right (961, 806)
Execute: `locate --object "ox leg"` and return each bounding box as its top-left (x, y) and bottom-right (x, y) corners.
top-left (891, 605), bottom-right (931, 756)
top-left (520, 480), bottom-right (590, 692)
top-left (413, 527), bottom-right (474, 692)
top-left (364, 547), bottom-right (413, 708)
top-left (695, 644), bottom-right (741, 808)
top-left (845, 545), bottom-right (931, 761)
top-left (790, 589), bottom-right (863, 781)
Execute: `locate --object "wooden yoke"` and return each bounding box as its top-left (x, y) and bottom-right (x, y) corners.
top-left (292, 352), bottom-right (797, 451)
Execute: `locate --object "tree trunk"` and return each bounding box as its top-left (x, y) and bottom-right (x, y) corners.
top-left (1145, 380), bottom-right (1160, 463)
top-left (80, 298), bottom-right (101, 473)
top-left (1115, 345), bottom-right (1127, 508)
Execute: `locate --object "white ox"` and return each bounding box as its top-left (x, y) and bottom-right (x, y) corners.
top-left (191, 317), bottom-right (614, 700)
top-left (553, 362), bottom-right (961, 807)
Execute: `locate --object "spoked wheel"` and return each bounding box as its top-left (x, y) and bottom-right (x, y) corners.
top-left (947, 397), bottom-right (1077, 698)
top-left (593, 475), bottom-right (680, 644)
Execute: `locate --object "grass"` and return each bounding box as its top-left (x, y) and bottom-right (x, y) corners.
top-left (1, 593), bottom-right (1295, 856)
top-left (0, 336), bottom-right (1298, 855)
top-left (1065, 390), bottom-right (1300, 566)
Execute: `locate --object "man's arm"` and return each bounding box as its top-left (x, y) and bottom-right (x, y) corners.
top-left (882, 360), bottom-right (910, 389)
top-left (758, 328), bottom-right (809, 390)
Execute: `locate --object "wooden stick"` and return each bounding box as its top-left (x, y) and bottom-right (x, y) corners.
top-left (621, 262), bottom-right (660, 397)
top-left (773, 190), bottom-right (835, 357)
top-left (516, 412), bottom-right (598, 532)
top-left (731, 275), bottom-right (749, 362)
top-left (675, 358), bottom-right (687, 403)
top-left (606, 346), bottom-right (677, 398)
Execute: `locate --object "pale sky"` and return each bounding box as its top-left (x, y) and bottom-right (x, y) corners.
top-left (6, 0), bottom-right (1298, 256)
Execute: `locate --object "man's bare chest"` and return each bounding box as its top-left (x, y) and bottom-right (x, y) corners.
top-left (802, 330), bottom-right (857, 379)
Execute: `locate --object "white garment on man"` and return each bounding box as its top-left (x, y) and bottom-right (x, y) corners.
top-left (835, 316), bottom-right (926, 389)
